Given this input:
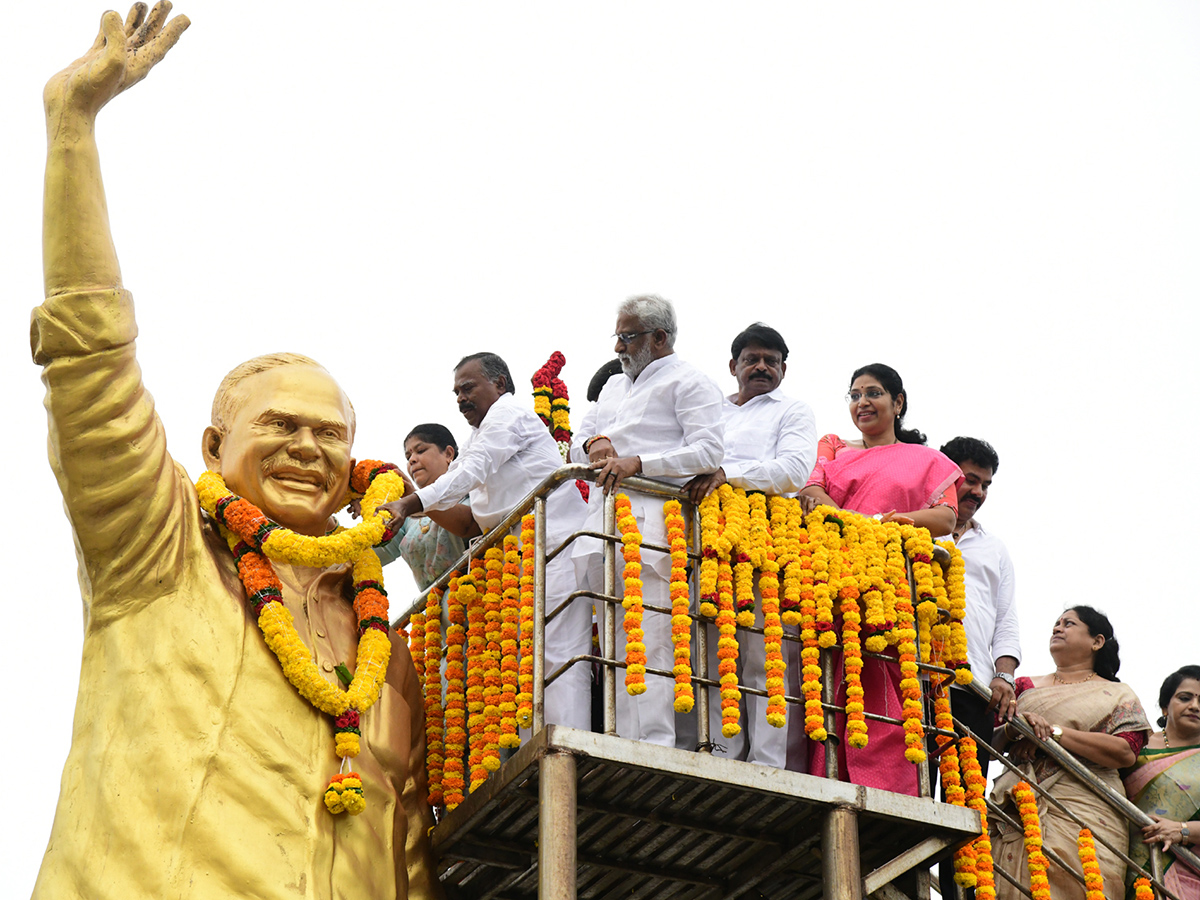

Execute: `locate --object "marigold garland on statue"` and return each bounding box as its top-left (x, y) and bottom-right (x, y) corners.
top-left (1014, 781), bottom-right (1052, 900)
top-left (196, 461), bottom-right (403, 816)
top-left (664, 500), bottom-right (694, 713)
top-left (616, 495), bottom-right (648, 695)
top-left (1077, 828), bottom-right (1105, 900)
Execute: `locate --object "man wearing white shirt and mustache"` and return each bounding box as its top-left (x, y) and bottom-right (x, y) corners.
top-left (683, 323), bottom-right (817, 765)
top-left (573, 295), bottom-right (724, 746)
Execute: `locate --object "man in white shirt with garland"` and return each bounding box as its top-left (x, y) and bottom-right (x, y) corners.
top-left (573, 295), bottom-right (724, 747)
top-left (683, 323), bottom-right (817, 766)
top-left (381, 353), bottom-right (591, 731)
top-left (939, 436), bottom-right (1021, 764)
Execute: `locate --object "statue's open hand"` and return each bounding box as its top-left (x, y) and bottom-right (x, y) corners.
top-left (45, 2), bottom-right (189, 121)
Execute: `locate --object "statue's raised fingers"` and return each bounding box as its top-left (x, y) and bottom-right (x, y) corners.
top-left (132, 0), bottom-right (172, 48)
top-left (137, 11), bottom-right (190, 71)
top-left (124, 2), bottom-right (148, 39)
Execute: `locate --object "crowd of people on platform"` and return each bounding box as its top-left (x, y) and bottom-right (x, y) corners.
top-left (374, 294), bottom-right (1197, 900)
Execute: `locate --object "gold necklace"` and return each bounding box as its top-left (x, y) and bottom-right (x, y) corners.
top-left (1053, 670), bottom-right (1096, 685)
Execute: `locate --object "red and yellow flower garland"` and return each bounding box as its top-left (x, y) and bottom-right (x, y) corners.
top-left (195, 461), bottom-right (403, 816)
top-left (1014, 781), bottom-right (1052, 900)
top-left (664, 500), bottom-right (694, 713)
top-left (532, 350), bottom-right (589, 501)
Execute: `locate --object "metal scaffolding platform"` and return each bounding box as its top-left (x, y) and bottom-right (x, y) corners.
top-left (432, 726), bottom-right (981, 900)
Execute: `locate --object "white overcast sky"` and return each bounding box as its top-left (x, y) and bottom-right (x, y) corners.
top-left (3, 2), bottom-right (1199, 891)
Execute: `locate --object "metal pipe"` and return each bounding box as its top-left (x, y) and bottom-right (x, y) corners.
top-left (602, 492), bottom-right (618, 736)
top-left (821, 805), bottom-right (862, 900)
top-left (532, 495), bottom-right (548, 734)
top-left (822, 646), bottom-right (840, 780)
top-left (538, 749), bottom-right (578, 900)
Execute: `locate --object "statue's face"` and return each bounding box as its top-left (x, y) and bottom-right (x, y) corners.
top-left (214, 366), bottom-right (354, 537)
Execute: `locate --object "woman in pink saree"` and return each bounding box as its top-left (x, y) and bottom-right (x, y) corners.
top-left (1123, 665), bottom-right (1200, 899)
top-left (798, 364), bottom-right (963, 795)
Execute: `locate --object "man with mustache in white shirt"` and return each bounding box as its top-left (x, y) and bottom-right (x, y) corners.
top-left (683, 323), bottom-right (817, 765)
top-left (572, 295), bottom-right (724, 747)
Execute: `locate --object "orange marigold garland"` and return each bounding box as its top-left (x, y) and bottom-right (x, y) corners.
top-left (939, 736), bottom-right (972, 886)
top-left (424, 584), bottom-right (446, 807)
top-left (499, 536), bottom-right (521, 749)
top-left (1014, 781), bottom-right (1052, 900)
top-left (698, 490), bottom-right (721, 619)
top-left (840, 521), bottom-right (867, 749)
top-left (615, 494), bottom-right (648, 695)
top-left (895, 562), bottom-right (926, 764)
top-left (409, 609), bottom-right (427, 677)
top-left (517, 515), bottom-right (536, 727)
top-left (482, 548), bottom-right (504, 772)
top-left (196, 460), bottom-right (403, 816)
top-left (1077, 829), bottom-right (1105, 900)
top-left (664, 500), bottom-right (694, 713)
top-left (443, 574), bottom-right (467, 809)
top-left (1133, 877), bottom-right (1154, 900)
top-left (960, 737), bottom-right (994, 898)
top-left (462, 564), bottom-right (489, 792)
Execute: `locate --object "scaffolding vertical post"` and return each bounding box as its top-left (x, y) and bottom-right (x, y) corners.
top-left (538, 749), bottom-right (578, 900)
top-left (821, 805), bottom-right (862, 900)
top-left (693, 501), bottom-right (711, 752)
top-left (822, 646), bottom-right (840, 780)
top-left (602, 492), bottom-right (618, 736)
top-left (533, 495), bottom-right (548, 733)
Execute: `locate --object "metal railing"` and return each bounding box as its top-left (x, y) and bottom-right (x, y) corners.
top-left (391, 465), bottom-right (1198, 898)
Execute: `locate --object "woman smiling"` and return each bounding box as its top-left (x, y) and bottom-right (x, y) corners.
top-left (799, 363), bottom-right (961, 537)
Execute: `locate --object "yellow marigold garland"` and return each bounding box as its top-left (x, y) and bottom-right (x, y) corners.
top-left (1133, 877), bottom-right (1154, 900)
top-left (517, 515), bottom-right (536, 728)
top-left (196, 462), bottom-right (403, 816)
top-left (840, 520), bottom-right (867, 749)
top-left (499, 536), bottom-right (521, 749)
top-left (462, 564), bottom-right (489, 792)
top-left (616, 494), bottom-right (648, 695)
top-left (761, 546), bottom-right (787, 729)
top-left (409, 609), bottom-right (426, 677)
top-left (896, 574), bottom-right (926, 764)
top-left (698, 491), bottom-right (721, 619)
top-left (443, 574), bottom-right (467, 809)
top-left (938, 540), bottom-right (971, 685)
top-left (482, 548), bottom-right (504, 772)
top-left (960, 737), bottom-right (994, 899)
top-left (664, 500), bottom-right (694, 713)
top-left (780, 499), bottom-right (807, 626)
top-left (424, 584), bottom-right (445, 807)
top-left (1014, 781), bottom-right (1052, 900)
top-left (1077, 829), bottom-right (1105, 900)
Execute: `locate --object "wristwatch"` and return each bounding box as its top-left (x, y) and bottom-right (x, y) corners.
top-left (1182, 823), bottom-right (1191, 845)
top-left (1050, 725), bottom-right (1063, 741)
top-left (994, 672), bottom-right (1016, 689)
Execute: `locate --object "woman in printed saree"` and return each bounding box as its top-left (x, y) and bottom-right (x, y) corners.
top-left (991, 607), bottom-right (1151, 900)
top-left (1123, 665), bottom-right (1200, 899)
top-left (798, 364), bottom-right (963, 794)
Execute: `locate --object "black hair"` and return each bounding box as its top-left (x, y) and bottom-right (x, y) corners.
top-left (587, 358), bottom-right (625, 402)
top-left (455, 352), bottom-right (515, 395)
top-left (850, 363), bottom-right (926, 445)
top-left (1066, 605), bottom-right (1122, 682)
top-left (731, 323), bottom-right (789, 363)
top-left (940, 436), bottom-right (1000, 473)
top-left (1156, 664), bottom-right (1200, 727)
top-left (404, 423), bottom-right (458, 456)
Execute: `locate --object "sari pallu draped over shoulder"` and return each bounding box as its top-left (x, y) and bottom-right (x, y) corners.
top-left (820, 442), bottom-right (961, 516)
top-left (990, 680), bottom-right (1151, 900)
top-left (1123, 745), bottom-right (1200, 899)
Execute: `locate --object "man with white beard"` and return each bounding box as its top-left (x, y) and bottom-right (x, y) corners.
top-left (572, 295), bottom-right (724, 746)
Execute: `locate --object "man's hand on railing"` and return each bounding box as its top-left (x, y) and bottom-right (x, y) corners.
top-left (683, 468), bottom-right (726, 504)
top-left (592, 456), bottom-right (642, 495)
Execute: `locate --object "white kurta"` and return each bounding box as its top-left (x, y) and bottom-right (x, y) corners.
top-left (954, 519), bottom-right (1020, 684)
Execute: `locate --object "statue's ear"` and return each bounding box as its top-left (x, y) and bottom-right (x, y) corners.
top-left (202, 426), bottom-right (224, 472)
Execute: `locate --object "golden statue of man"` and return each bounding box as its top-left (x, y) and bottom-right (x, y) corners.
top-left (32, 4), bottom-right (439, 898)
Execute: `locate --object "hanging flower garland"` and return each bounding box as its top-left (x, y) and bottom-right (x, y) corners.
top-left (807, 510), bottom-right (838, 648)
top-left (1077, 829), bottom-right (1105, 900)
top-left (1132, 877), bottom-right (1154, 900)
top-left (409, 609), bottom-right (426, 678)
top-left (860, 526), bottom-right (888, 654)
top-left (443, 574), bottom-right (467, 809)
top-left (482, 548), bottom-right (504, 773)
top-left (895, 571), bottom-right (925, 764)
top-left (698, 491), bottom-right (722, 619)
top-left (959, 737), bottom-right (994, 899)
top-left (499, 536), bottom-right (521, 749)
top-left (517, 515), bottom-right (536, 728)
top-left (716, 550), bottom-right (742, 738)
top-left (780, 499), bottom-right (807, 626)
top-left (1014, 781), bottom-right (1052, 900)
top-left (615, 494), bottom-right (648, 695)
top-left (938, 540), bottom-right (971, 685)
top-left (939, 738), bottom-right (973, 886)
top-left (196, 461), bottom-right (403, 816)
top-left (424, 584), bottom-right (446, 807)
top-left (462, 564), bottom-right (489, 793)
top-left (531, 350), bottom-right (589, 501)
top-left (664, 499), bottom-right (694, 713)
top-left (761, 546), bottom-right (787, 729)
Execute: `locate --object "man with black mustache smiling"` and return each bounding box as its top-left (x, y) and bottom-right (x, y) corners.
top-left (682, 323), bottom-right (817, 767)
top-left (378, 353), bottom-right (592, 732)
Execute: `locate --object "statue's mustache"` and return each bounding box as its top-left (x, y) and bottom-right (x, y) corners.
top-left (260, 457), bottom-right (339, 491)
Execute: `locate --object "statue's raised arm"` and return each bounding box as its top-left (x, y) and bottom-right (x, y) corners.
top-left (43, 1), bottom-right (188, 297)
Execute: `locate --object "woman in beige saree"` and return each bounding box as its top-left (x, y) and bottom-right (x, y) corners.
top-left (991, 606), bottom-right (1150, 900)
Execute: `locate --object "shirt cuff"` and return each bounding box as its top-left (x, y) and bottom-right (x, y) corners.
top-left (721, 461), bottom-right (745, 481)
top-left (31, 288), bottom-right (138, 365)
top-left (639, 453), bottom-right (664, 477)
